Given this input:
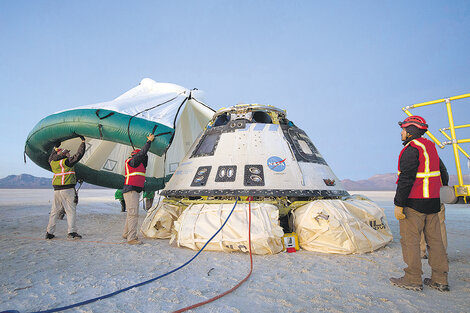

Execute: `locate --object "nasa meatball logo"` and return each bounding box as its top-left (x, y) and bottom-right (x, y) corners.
top-left (267, 156), bottom-right (286, 172)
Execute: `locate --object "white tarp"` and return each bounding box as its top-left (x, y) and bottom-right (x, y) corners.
top-left (60, 78), bottom-right (215, 179)
top-left (72, 78), bottom-right (203, 128)
top-left (141, 201), bottom-right (184, 239)
top-left (293, 199), bottom-right (393, 254)
top-left (172, 203), bottom-right (284, 255)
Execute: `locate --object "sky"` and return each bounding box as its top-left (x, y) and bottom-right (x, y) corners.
top-left (1, 1), bottom-right (469, 181)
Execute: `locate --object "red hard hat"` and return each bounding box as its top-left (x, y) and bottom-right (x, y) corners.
top-left (398, 115), bottom-right (428, 130)
top-left (55, 148), bottom-right (70, 155)
top-left (131, 149), bottom-right (141, 156)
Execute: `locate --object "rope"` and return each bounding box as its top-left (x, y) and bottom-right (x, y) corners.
top-left (25, 200), bottom-right (238, 313)
top-left (127, 93), bottom-right (186, 150)
top-left (95, 109), bottom-right (115, 120)
top-left (164, 97), bottom-right (188, 152)
top-left (190, 94), bottom-right (216, 113)
top-left (172, 197), bottom-right (254, 313)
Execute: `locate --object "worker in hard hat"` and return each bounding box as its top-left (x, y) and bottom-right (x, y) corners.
top-left (390, 116), bottom-right (450, 292)
top-left (45, 135), bottom-right (86, 240)
top-left (122, 134), bottom-right (155, 245)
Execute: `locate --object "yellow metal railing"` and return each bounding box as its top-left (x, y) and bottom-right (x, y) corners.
top-left (402, 93), bottom-right (470, 198)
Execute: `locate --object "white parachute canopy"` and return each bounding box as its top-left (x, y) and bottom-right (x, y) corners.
top-left (57, 78), bottom-right (215, 188)
top-left (78, 78), bottom-right (203, 127)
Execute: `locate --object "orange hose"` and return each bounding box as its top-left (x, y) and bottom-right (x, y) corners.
top-left (172, 198), bottom-right (254, 313)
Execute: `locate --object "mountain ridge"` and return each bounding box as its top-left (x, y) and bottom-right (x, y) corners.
top-left (1, 173), bottom-right (468, 190)
top-left (0, 174), bottom-right (107, 189)
top-left (341, 173), bottom-right (470, 191)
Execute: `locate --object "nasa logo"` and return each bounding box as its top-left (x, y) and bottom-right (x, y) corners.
top-left (267, 156), bottom-right (286, 172)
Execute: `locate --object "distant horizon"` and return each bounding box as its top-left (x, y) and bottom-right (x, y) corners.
top-left (3, 171), bottom-right (399, 181)
top-left (2, 172), bottom-right (469, 193)
top-left (3, 171), bottom-right (469, 182)
top-left (0, 172), bottom-right (397, 191)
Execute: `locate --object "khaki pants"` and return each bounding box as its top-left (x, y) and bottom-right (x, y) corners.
top-left (46, 188), bottom-right (77, 234)
top-left (123, 191), bottom-right (140, 242)
top-left (399, 207), bottom-right (449, 285)
top-left (420, 203), bottom-right (447, 257)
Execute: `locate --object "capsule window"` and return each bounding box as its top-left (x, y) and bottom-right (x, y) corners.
top-left (298, 140), bottom-right (313, 155)
top-left (191, 133), bottom-right (220, 158)
top-left (252, 111), bottom-right (272, 124)
top-left (286, 128), bottom-right (326, 164)
top-left (213, 113), bottom-right (230, 127)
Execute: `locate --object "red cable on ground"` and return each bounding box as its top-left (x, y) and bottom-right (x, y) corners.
top-left (172, 198), bottom-right (254, 313)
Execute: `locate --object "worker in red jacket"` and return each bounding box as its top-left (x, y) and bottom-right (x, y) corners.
top-left (122, 133), bottom-right (155, 245)
top-left (390, 116), bottom-right (449, 292)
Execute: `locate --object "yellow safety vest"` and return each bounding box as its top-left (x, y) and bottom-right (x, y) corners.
top-left (50, 159), bottom-right (77, 186)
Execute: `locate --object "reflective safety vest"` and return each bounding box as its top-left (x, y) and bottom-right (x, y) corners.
top-left (124, 159), bottom-right (146, 187)
top-left (50, 159), bottom-right (77, 186)
top-left (398, 137), bottom-right (441, 199)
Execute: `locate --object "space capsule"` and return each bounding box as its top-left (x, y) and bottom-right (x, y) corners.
top-left (161, 104), bottom-right (349, 213)
top-left (143, 104), bottom-right (392, 255)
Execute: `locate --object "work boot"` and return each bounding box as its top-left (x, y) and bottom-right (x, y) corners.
top-left (389, 277), bottom-right (423, 291)
top-left (127, 239), bottom-right (143, 245)
top-left (67, 232), bottom-right (82, 239)
top-left (45, 232), bottom-right (55, 240)
top-left (424, 278), bottom-right (450, 292)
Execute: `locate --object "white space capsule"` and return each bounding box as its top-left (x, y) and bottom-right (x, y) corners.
top-left (161, 104), bottom-right (349, 203)
top-left (144, 104), bottom-right (392, 255)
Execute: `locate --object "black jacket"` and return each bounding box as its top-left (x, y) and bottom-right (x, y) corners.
top-left (49, 142), bottom-right (86, 190)
top-left (122, 140), bottom-right (152, 194)
top-left (394, 136), bottom-right (448, 214)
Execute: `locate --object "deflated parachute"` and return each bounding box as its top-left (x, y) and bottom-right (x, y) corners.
top-left (25, 78), bottom-right (215, 190)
